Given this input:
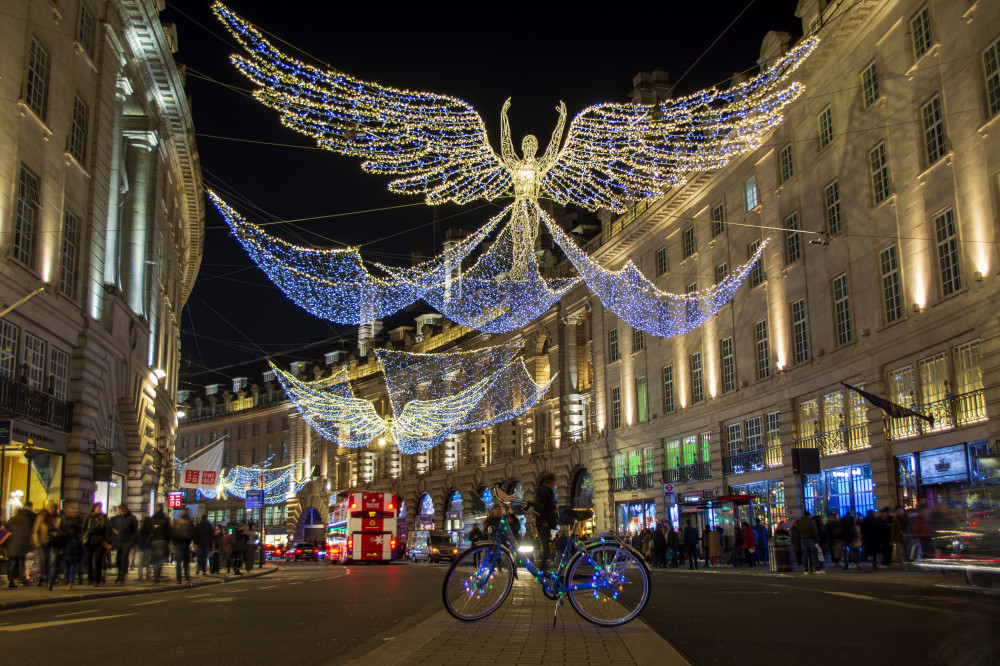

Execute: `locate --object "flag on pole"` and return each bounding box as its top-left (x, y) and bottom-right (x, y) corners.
top-left (840, 382), bottom-right (934, 427)
top-left (178, 436), bottom-right (226, 489)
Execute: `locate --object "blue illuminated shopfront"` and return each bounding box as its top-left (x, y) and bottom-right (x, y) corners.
top-left (803, 463), bottom-right (875, 517)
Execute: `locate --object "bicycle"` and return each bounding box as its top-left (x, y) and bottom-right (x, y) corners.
top-left (442, 486), bottom-right (651, 626)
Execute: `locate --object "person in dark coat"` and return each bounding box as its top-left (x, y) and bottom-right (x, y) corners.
top-left (754, 519), bottom-right (769, 565)
top-left (61, 522), bottom-right (84, 590)
top-left (141, 504), bottom-right (171, 583)
top-left (861, 510), bottom-right (882, 569)
top-left (83, 503), bottom-right (111, 586)
top-left (683, 520), bottom-right (700, 570)
top-left (110, 505), bottom-right (138, 584)
top-left (840, 511), bottom-right (856, 569)
top-left (211, 525), bottom-right (224, 574)
top-left (4, 506), bottom-right (34, 587)
top-left (534, 473), bottom-right (559, 573)
top-left (651, 524), bottom-right (667, 568)
top-left (666, 524), bottom-right (680, 567)
top-left (231, 524), bottom-right (248, 574)
top-left (171, 509), bottom-right (195, 583)
top-left (878, 507), bottom-right (894, 566)
top-left (194, 515), bottom-right (214, 576)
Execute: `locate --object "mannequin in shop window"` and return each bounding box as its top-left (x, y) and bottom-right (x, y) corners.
top-left (5, 490), bottom-right (24, 521)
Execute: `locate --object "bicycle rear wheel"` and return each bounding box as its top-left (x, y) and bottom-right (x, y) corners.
top-left (442, 545), bottom-right (515, 621)
top-left (566, 543), bottom-right (650, 626)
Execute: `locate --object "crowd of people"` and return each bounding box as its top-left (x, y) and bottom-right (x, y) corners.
top-left (623, 518), bottom-right (772, 569)
top-left (0, 501), bottom-right (264, 590)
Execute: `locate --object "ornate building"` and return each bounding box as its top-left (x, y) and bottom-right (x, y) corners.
top-left (0, 0), bottom-right (202, 515)
top-left (181, 0), bottom-right (999, 545)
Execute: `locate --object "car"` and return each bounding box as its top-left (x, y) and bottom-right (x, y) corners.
top-left (290, 542), bottom-right (321, 561)
top-left (265, 544), bottom-right (284, 560)
top-left (916, 480), bottom-right (1000, 587)
top-left (407, 530), bottom-right (459, 563)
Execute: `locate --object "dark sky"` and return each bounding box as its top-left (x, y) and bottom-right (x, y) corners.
top-left (162, 0), bottom-right (802, 372)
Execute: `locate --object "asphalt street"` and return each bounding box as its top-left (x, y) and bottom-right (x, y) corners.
top-left (1, 562), bottom-right (997, 665)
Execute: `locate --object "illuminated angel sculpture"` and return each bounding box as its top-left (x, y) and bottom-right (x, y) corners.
top-left (271, 342), bottom-right (554, 454)
top-left (213, 3), bottom-right (816, 336)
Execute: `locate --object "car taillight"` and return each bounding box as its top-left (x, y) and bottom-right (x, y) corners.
top-left (432, 547), bottom-right (438, 553)
top-left (453, 549), bottom-right (458, 554)
top-left (296, 549), bottom-right (302, 554)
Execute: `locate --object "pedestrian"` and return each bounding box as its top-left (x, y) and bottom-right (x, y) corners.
top-left (534, 473), bottom-right (559, 573)
top-left (741, 521), bottom-right (757, 567)
top-left (211, 525), bottom-right (224, 574)
top-left (32, 501), bottom-right (64, 589)
top-left (246, 522), bottom-right (259, 571)
top-left (83, 503), bottom-right (111, 586)
top-left (142, 503), bottom-right (171, 583)
top-left (790, 518), bottom-right (802, 566)
top-left (171, 509), bottom-right (195, 583)
top-left (61, 522), bottom-right (84, 590)
top-left (641, 527), bottom-right (653, 562)
top-left (796, 510), bottom-right (822, 574)
top-left (110, 504), bottom-right (138, 584)
top-left (813, 514), bottom-right (828, 569)
top-left (136, 521), bottom-right (151, 581)
top-left (81, 502), bottom-right (103, 584)
top-left (194, 515), bottom-right (214, 576)
top-left (733, 522), bottom-right (744, 566)
top-left (468, 524), bottom-right (483, 544)
top-left (700, 526), bottom-right (711, 568)
top-left (61, 506), bottom-right (84, 584)
top-left (666, 523), bottom-right (679, 567)
top-left (709, 525), bottom-right (723, 566)
top-left (879, 507), bottom-right (893, 567)
top-left (231, 524), bottom-right (248, 574)
top-left (683, 519), bottom-right (699, 570)
top-left (4, 505), bottom-right (34, 587)
top-left (651, 523), bottom-right (667, 568)
top-left (754, 519), bottom-right (769, 565)
top-left (891, 505), bottom-right (909, 567)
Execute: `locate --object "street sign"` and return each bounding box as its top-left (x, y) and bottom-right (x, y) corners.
top-left (246, 489), bottom-right (265, 509)
top-left (167, 491), bottom-right (183, 508)
top-left (663, 483), bottom-right (674, 493)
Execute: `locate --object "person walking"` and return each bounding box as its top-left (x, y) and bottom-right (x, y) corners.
top-left (142, 504), bottom-right (171, 583)
top-left (32, 501), bottom-right (63, 589)
top-left (231, 524), bottom-right (248, 575)
top-left (211, 525), bottom-right (224, 574)
top-left (246, 522), bottom-right (259, 571)
top-left (754, 519), bottom-right (769, 566)
top-left (709, 525), bottom-right (723, 566)
top-left (83, 503), bottom-right (111, 586)
top-left (534, 473), bottom-right (559, 573)
top-left (61, 522), bottom-right (84, 590)
top-left (683, 520), bottom-right (699, 570)
top-left (171, 509), bottom-right (195, 583)
top-left (861, 510), bottom-right (882, 569)
top-left (891, 505), bottom-right (909, 567)
top-left (194, 515), bottom-right (214, 576)
top-left (81, 503), bottom-right (103, 584)
top-left (796, 510), bottom-right (822, 574)
top-left (110, 504), bottom-right (138, 584)
top-left (666, 523), bottom-right (680, 567)
top-left (651, 523), bottom-right (667, 568)
top-left (4, 505), bottom-right (34, 587)
top-left (741, 521), bottom-right (757, 567)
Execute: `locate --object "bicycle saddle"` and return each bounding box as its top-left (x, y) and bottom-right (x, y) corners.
top-left (561, 508), bottom-right (594, 523)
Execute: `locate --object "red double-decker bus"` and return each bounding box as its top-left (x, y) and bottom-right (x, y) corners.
top-left (327, 491), bottom-right (398, 564)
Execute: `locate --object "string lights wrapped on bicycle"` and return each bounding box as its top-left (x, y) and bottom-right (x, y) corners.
top-left (210, 3), bottom-right (818, 337)
top-left (443, 485), bottom-right (651, 626)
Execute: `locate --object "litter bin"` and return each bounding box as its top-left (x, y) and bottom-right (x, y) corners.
top-left (770, 537), bottom-right (792, 572)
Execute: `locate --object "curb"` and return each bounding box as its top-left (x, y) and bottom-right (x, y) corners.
top-left (0, 565), bottom-right (280, 611)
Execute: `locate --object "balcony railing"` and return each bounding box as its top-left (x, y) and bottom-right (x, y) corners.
top-left (883, 389), bottom-right (987, 441)
top-left (663, 462), bottom-right (712, 484)
top-left (611, 472), bottom-right (657, 492)
top-left (0, 375), bottom-right (72, 431)
top-left (793, 423), bottom-right (869, 457)
top-left (722, 445), bottom-right (782, 476)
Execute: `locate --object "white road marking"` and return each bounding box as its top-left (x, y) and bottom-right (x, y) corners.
top-left (186, 593), bottom-right (211, 598)
top-left (259, 585), bottom-right (277, 589)
top-left (130, 599), bottom-right (167, 606)
top-left (53, 609), bottom-right (101, 618)
top-left (0, 614), bottom-right (134, 632)
top-left (824, 591), bottom-right (875, 601)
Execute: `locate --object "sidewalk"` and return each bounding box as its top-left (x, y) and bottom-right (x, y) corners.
top-left (0, 565), bottom-right (279, 611)
top-left (343, 575), bottom-right (689, 666)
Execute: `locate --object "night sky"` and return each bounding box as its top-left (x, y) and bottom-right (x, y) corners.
top-left (162, 0), bottom-right (802, 376)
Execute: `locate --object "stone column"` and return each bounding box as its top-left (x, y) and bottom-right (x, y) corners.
top-left (120, 129), bottom-right (157, 316)
top-left (563, 314), bottom-right (586, 442)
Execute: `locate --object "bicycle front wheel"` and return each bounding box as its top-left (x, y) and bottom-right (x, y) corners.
top-left (442, 545), bottom-right (515, 621)
top-left (566, 543), bottom-right (650, 626)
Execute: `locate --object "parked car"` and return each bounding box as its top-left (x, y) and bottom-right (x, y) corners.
top-left (407, 530), bottom-right (459, 563)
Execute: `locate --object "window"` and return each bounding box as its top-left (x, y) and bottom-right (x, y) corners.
top-left (252, 446), bottom-right (259, 464)
top-left (262, 370), bottom-right (276, 383)
top-left (748, 240), bottom-right (764, 287)
top-left (911, 6), bottom-right (932, 60)
top-left (232, 377), bottom-right (247, 392)
top-left (818, 106), bottom-right (834, 148)
top-left (791, 299), bottom-right (809, 364)
top-left (49, 347), bottom-right (68, 399)
top-left (862, 61), bottom-right (880, 109)
top-left (744, 175), bottom-right (759, 211)
top-left (25, 38), bottom-right (50, 119)
top-left (78, 4), bottom-right (95, 56)
top-left (919, 351), bottom-right (948, 411)
top-left (700, 432), bottom-right (712, 465)
top-left (921, 96), bottom-right (946, 165)
top-left (779, 145), bottom-right (794, 183)
top-left (635, 377), bottom-right (648, 423)
top-left (290, 361), bottom-right (306, 375)
top-left (690, 352), bottom-right (704, 404)
top-left (205, 383), bottom-right (220, 396)
top-left (954, 341), bottom-right (983, 395)
top-left (0, 321), bottom-right (19, 377)
top-left (281, 417), bottom-right (289, 431)
top-left (869, 142), bottom-right (890, 205)
top-left (682, 436), bottom-right (697, 466)
top-left (799, 399), bottom-right (820, 438)
top-left (237, 425), bottom-right (246, 439)
top-left (784, 212), bottom-right (801, 264)
top-left (196, 433), bottom-right (203, 448)
top-left (880, 244), bottom-right (903, 323)
top-left (58, 210), bottom-right (80, 299)
top-left (661, 365), bottom-right (674, 413)
top-left (711, 203), bottom-right (725, 237)
top-left (746, 416), bottom-right (763, 451)
top-left (935, 209), bottom-right (962, 296)
top-left (664, 441), bottom-right (680, 470)
top-left (610, 386), bottom-right (622, 429)
top-left (683, 227), bottom-right (696, 258)
top-left (715, 262), bottom-right (729, 286)
top-left (266, 420), bottom-right (274, 434)
top-left (754, 320), bottom-right (770, 379)
top-left (985, 38), bottom-right (1000, 117)
top-left (69, 96), bottom-right (88, 164)
top-left (632, 328), bottom-right (644, 353)
top-left (832, 273), bottom-right (853, 345)
top-left (824, 180), bottom-right (842, 235)
top-left (655, 247), bottom-right (668, 276)
top-left (720, 337), bottom-right (735, 393)
top-left (607, 328), bottom-right (620, 362)
top-left (252, 423), bottom-right (260, 436)
top-left (765, 412), bottom-right (781, 446)
top-left (726, 423), bottom-right (743, 456)
top-left (281, 441), bottom-right (289, 459)
top-left (237, 449), bottom-right (245, 465)
top-left (23, 334), bottom-right (46, 388)
top-left (14, 165), bottom-right (41, 268)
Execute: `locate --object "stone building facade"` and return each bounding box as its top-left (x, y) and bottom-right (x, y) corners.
top-left (179, 0), bottom-right (999, 545)
top-left (0, 0), bottom-right (202, 516)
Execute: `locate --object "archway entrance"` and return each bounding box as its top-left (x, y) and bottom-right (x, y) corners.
top-left (416, 493), bottom-right (435, 530)
top-left (446, 490), bottom-right (464, 544)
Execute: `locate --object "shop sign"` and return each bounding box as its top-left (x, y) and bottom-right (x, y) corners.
top-left (662, 483), bottom-right (674, 493)
top-left (167, 491), bottom-right (184, 508)
top-left (0, 420), bottom-right (11, 446)
top-left (10, 420), bottom-right (69, 453)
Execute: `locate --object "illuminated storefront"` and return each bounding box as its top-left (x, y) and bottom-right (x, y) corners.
top-left (615, 499), bottom-right (657, 534)
top-left (1, 420), bottom-right (67, 517)
top-left (803, 463), bottom-right (874, 517)
top-left (729, 479), bottom-right (785, 528)
top-left (445, 490), bottom-right (464, 544)
top-left (896, 439), bottom-right (990, 509)
top-left (416, 493), bottom-right (435, 530)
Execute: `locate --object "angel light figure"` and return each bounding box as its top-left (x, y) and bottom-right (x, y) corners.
top-left (211, 3), bottom-right (818, 337)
